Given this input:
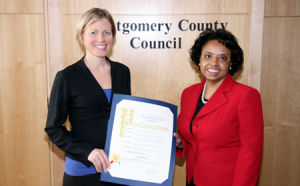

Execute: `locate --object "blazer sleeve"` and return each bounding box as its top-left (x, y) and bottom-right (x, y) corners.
top-left (175, 133), bottom-right (189, 158)
top-left (176, 88), bottom-right (189, 158)
top-left (45, 72), bottom-right (94, 166)
top-left (232, 88), bottom-right (264, 186)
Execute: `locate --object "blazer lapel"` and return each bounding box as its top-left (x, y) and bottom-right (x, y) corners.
top-left (184, 81), bottom-right (205, 121)
top-left (108, 57), bottom-right (116, 107)
top-left (74, 57), bottom-right (108, 105)
top-left (196, 74), bottom-right (234, 118)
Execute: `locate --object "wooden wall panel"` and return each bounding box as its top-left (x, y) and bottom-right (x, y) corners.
top-left (259, 126), bottom-right (300, 186)
top-left (62, 15), bottom-right (83, 68)
top-left (261, 17), bottom-right (300, 128)
top-left (0, 0), bottom-right (43, 13)
top-left (248, 0), bottom-right (265, 91)
top-left (265, 0), bottom-right (300, 16)
top-left (0, 14), bottom-right (50, 186)
top-left (45, 1), bottom-right (64, 185)
top-left (257, 126), bottom-right (275, 185)
top-left (61, 0), bottom-right (251, 14)
top-left (259, 17), bottom-right (300, 186)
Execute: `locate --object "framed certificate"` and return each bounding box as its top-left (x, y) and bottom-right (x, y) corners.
top-left (101, 94), bottom-right (178, 186)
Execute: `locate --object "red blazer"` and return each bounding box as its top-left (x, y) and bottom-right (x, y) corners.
top-left (176, 74), bottom-right (263, 186)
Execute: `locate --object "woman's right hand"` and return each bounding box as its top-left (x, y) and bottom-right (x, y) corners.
top-left (174, 133), bottom-right (183, 149)
top-left (88, 149), bottom-right (110, 173)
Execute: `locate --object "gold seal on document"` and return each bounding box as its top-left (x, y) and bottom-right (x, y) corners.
top-left (111, 153), bottom-right (122, 162)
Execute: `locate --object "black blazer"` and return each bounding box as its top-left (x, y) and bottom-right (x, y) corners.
top-left (45, 56), bottom-right (131, 166)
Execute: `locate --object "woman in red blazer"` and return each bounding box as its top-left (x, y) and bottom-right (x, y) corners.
top-left (175, 29), bottom-right (264, 186)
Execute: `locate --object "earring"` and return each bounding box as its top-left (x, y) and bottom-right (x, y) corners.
top-left (198, 63), bottom-right (200, 66)
top-left (229, 66), bottom-right (232, 70)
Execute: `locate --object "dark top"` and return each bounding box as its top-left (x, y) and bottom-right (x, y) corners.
top-left (45, 56), bottom-right (131, 167)
top-left (190, 91), bottom-right (207, 135)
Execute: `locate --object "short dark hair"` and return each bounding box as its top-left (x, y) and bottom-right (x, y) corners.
top-left (189, 28), bottom-right (244, 76)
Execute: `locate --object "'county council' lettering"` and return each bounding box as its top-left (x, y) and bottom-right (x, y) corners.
top-left (116, 19), bottom-right (228, 49)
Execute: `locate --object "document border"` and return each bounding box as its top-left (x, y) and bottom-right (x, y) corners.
top-left (100, 94), bottom-right (177, 186)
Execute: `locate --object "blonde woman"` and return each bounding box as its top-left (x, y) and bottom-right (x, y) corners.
top-left (45, 8), bottom-right (130, 186)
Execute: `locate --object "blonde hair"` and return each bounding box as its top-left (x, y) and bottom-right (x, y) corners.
top-left (76, 8), bottom-right (116, 41)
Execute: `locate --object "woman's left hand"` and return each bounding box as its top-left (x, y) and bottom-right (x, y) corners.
top-left (174, 133), bottom-right (183, 149)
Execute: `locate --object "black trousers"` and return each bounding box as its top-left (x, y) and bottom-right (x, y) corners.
top-left (186, 178), bottom-right (197, 186)
top-left (63, 172), bottom-right (126, 186)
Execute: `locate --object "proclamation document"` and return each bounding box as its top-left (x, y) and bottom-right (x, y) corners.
top-left (100, 94), bottom-right (177, 186)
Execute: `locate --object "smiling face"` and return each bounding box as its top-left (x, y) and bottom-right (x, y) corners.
top-left (79, 18), bottom-right (113, 59)
top-left (200, 40), bottom-right (232, 85)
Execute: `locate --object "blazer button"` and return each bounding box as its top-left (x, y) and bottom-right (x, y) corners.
top-left (194, 154), bottom-right (197, 158)
top-left (106, 108), bottom-right (110, 113)
top-left (194, 125), bottom-right (198, 128)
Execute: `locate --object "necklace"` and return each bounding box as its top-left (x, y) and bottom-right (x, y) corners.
top-left (201, 82), bottom-right (207, 104)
